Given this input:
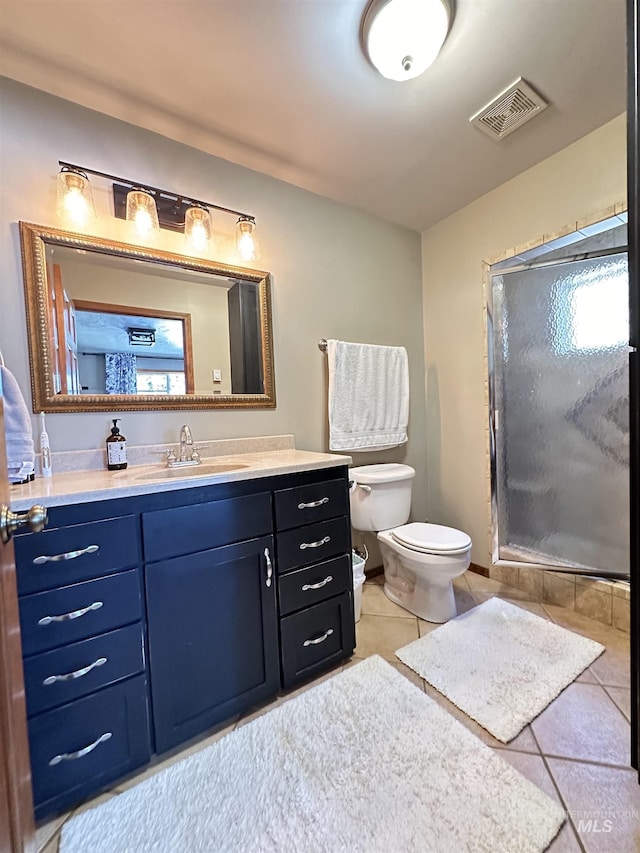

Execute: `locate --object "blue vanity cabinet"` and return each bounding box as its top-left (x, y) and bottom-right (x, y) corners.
top-left (274, 477), bottom-right (355, 687)
top-left (11, 463), bottom-right (353, 821)
top-left (14, 512), bottom-right (151, 821)
top-left (142, 494), bottom-right (280, 753)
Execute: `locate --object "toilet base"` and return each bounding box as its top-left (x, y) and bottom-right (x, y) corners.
top-left (377, 529), bottom-right (471, 623)
top-left (383, 578), bottom-right (456, 623)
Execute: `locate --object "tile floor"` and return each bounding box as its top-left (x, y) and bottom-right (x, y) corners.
top-left (37, 570), bottom-right (637, 853)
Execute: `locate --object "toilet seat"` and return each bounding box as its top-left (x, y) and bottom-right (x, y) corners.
top-left (391, 522), bottom-right (471, 556)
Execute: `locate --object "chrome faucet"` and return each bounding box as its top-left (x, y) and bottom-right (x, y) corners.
top-left (179, 424), bottom-right (193, 462)
top-left (166, 425), bottom-right (201, 468)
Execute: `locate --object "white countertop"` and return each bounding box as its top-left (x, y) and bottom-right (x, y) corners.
top-left (9, 449), bottom-right (352, 511)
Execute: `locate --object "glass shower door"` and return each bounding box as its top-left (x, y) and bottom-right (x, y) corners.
top-left (492, 251), bottom-right (629, 577)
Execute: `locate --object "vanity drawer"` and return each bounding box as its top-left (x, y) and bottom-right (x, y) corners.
top-left (23, 624), bottom-right (145, 717)
top-left (274, 479), bottom-right (349, 531)
top-left (142, 492), bottom-right (272, 562)
top-left (278, 554), bottom-right (352, 616)
top-left (29, 675), bottom-right (151, 821)
top-left (19, 570), bottom-right (142, 656)
top-left (280, 592), bottom-right (355, 688)
top-left (276, 516), bottom-right (351, 574)
top-left (15, 515), bottom-right (139, 596)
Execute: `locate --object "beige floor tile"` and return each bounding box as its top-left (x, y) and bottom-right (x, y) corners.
top-left (354, 613), bottom-right (419, 661)
top-left (421, 681), bottom-right (540, 754)
top-left (391, 661), bottom-right (425, 691)
top-left (547, 758), bottom-right (640, 853)
top-left (453, 571), bottom-right (472, 590)
top-left (360, 581), bottom-right (415, 618)
top-left (113, 718), bottom-right (238, 793)
top-left (418, 617), bottom-right (441, 637)
top-left (575, 666), bottom-right (599, 684)
top-left (35, 814), bottom-right (68, 852)
top-left (278, 662), bottom-right (344, 704)
top-left (543, 604), bottom-right (629, 688)
top-left (604, 686), bottom-right (631, 723)
top-left (367, 572), bottom-right (384, 585)
top-left (531, 684), bottom-right (630, 767)
top-left (235, 696), bottom-right (283, 728)
top-left (70, 791), bottom-right (117, 818)
top-left (41, 836), bottom-right (61, 853)
top-left (496, 751), bottom-right (581, 852)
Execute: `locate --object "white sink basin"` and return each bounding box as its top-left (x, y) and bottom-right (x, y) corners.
top-left (133, 462), bottom-right (251, 482)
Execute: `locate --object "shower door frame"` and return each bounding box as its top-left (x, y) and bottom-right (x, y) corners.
top-left (483, 209), bottom-right (629, 579)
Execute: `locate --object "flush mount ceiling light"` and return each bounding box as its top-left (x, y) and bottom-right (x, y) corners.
top-left (362, 0), bottom-right (451, 82)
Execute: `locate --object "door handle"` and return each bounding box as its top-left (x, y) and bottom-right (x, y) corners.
top-left (0, 504), bottom-right (48, 544)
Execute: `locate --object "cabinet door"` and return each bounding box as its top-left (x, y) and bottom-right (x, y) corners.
top-left (146, 536), bottom-right (279, 753)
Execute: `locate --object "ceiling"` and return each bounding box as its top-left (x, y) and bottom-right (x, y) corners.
top-left (0, 0), bottom-right (627, 231)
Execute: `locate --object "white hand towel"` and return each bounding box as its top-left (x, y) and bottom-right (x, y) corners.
top-left (327, 340), bottom-right (409, 451)
top-left (1, 365), bottom-right (35, 478)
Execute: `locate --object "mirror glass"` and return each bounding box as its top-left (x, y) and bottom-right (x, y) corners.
top-left (19, 223), bottom-right (275, 412)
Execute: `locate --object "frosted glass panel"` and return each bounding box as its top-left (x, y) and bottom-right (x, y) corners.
top-left (493, 252), bottom-right (629, 576)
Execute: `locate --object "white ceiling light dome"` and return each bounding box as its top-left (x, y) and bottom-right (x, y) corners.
top-left (362, 0), bottom-right (452, 82)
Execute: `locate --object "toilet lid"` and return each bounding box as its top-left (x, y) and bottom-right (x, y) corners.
top-left (392, 522), bottom-right (471, 554)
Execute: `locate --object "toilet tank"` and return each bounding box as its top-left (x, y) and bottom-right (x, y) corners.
top-left (349, 464), bottom-right (415, 532)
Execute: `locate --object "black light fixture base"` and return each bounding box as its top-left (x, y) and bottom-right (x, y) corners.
top-left (113, 184), bottom-right (191, 233)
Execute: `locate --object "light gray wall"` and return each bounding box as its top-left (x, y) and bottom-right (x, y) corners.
top-left (0, 78), bottom-right (428, 520)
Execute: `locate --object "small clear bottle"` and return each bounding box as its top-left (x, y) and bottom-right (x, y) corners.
top-left (106, 418), bottom-right (127, 471)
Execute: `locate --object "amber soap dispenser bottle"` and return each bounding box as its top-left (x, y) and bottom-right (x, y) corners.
top-left (106, 418), bottom-right (128, 471)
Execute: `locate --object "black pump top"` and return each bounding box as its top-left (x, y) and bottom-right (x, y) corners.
top-left (111, 418), bottom-right (121, 436)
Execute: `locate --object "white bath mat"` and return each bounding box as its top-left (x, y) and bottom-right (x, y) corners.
top-left (396, 597), bottom-right (605, 743)
top-left (61, 655), bottom-right (565, 853)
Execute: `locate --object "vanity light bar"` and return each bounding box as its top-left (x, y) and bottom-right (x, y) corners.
top-left (57, 161), bottom-right (256, 226)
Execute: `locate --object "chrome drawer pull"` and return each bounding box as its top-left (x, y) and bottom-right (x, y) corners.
top-left (299, 535), bottom-right (330, 551)
top-left (264, 547), bottom-right (273, 588)
top-left (43, 657), bottom-right (107, 686)
top-left (49, 732), bottom-right (112, 766)
top-left (302, 575), bottom-right (333, 592)
top-left (297, 497), bottom-right (329, 510)
top-left (33, 544), bottom-right (99, 565)
top-left (303, 628), bottom-right (334, 647)
top-left (38, 601), bottom-right (103, 626)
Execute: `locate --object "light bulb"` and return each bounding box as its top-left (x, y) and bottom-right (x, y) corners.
top-left (126, 190), bottom-right (159, 239)
top-left (185, 206), bottom-right (212, 254)
top-left (236, 217), bottom-right (258, 262)
top-left (56, 168), bottom-right (96, 226)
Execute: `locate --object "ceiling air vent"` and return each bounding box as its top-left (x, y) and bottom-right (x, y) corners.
top-left (470, 78), bottom-right (548, 140)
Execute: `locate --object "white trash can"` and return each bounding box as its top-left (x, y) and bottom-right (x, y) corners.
top-left (352, 551), bottom-right (366, 622)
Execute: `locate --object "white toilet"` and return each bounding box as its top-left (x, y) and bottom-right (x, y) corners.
top-left (349, 463), bottom-right (472, 623)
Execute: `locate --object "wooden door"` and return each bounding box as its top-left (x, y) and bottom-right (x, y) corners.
top-left (51, 264), bottom-right (80, 396)
top-left (0, 385), bottom-right (35, 851)
top-left (628, 0), bottom-right (640, 781)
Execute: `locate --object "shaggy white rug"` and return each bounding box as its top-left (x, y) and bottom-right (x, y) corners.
top-left (61, 655), bottom-right (565, 853)
top-left (396, 597), bottom-right (605, 743)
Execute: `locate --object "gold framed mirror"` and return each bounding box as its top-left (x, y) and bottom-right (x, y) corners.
top-left (19, 222), bottom-right (275, 412)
